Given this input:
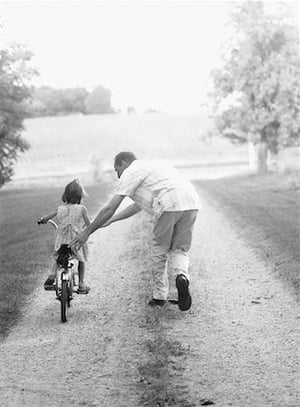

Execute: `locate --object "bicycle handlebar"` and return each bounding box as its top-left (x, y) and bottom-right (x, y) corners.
top-left (37, 219), bottom-right (58, 229)
top-left (48, 219), bottom-right (58, 229)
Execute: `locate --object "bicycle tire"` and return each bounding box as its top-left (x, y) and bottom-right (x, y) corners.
top-left (61, 280), bottom-right (68, 322)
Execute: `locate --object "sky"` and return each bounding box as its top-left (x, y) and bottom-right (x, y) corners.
top-left (1, 1), bottom-right (299, 113)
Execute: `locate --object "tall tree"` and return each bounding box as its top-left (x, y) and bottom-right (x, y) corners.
top-left (210, 1), bottom-right (300, 172)
top-left (84, 85), bottom-right (113, 114)
top-left (0, 42), bottom-right (37, 186)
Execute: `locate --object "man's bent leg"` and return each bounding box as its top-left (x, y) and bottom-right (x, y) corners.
top-left (170, 210), bottom-right (198, 311)
top-left (169, 250), bottom-right (190, 280)
top-left (170, 210), bottom-right (198, 280)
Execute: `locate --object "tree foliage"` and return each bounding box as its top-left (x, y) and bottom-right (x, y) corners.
top-left (0, 42), bottom-right (37, 187)
top-left (210, 1), bottom-right (300, 153)
top-left (27, 86), bottom-right (88, 117)
top-left (84, 85), bottom-right (113, 114)
top-left (27, 84), bottom-right (114, 117)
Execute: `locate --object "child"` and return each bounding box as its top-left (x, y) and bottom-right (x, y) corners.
top-left (38, 179), bottom-right (91, 294)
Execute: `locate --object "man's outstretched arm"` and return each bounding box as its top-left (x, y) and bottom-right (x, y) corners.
top-left (102, 203), bottom-right (141, 227)
top-left (69, 194), bottom-right (124, 248)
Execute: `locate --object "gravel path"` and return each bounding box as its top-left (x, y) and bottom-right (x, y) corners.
top-left (0, 187), bottom-right (298, 407)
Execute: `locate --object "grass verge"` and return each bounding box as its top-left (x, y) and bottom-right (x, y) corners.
top-left (0, 180), bottom-right (113, 339)
top-left (195, 171), bottom-right (300, 295)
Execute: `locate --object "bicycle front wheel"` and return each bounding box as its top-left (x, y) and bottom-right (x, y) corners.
top-left (61, 280), bottom-right (68, 322)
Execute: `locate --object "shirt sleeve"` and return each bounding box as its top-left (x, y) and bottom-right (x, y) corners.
top-left (115, 165), bottom-right (145, 196)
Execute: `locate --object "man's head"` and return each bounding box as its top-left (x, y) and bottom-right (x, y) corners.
top-left (114, 151), bottom-right (137, 178)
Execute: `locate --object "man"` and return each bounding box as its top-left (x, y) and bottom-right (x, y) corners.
top-left (70, 151), bottom-right (200, 311)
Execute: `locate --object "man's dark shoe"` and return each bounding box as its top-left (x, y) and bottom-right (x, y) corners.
top-left (176, 274), bottom-right (192, 311)
top-left (148, 298), bottom-right (166, 307)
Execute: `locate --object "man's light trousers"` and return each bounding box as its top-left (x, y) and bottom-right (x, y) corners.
top-left (151, 210), bottom-right (198, 300)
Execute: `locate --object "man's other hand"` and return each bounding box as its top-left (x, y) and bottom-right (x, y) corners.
top-left (69, 229), bottom-right (90, 249)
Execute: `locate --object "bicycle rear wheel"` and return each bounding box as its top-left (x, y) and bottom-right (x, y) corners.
top-left (61, 280), bottom-right (68, 322)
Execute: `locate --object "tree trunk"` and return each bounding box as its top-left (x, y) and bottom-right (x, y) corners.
top-left (257, 141), bottom-right (268, 173)
top-left (248, 141), bottom-right (257, 170)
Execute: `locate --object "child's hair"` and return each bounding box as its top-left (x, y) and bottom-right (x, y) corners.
top-left (62, 179), bottom-right (85, 204)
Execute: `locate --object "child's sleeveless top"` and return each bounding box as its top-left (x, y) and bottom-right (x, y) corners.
top-left (54, 204), bottom-right (88, 262)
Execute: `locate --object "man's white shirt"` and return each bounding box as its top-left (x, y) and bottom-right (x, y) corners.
top-left (116, 159), bottom-right (200, 220)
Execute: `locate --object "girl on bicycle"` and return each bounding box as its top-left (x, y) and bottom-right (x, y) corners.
top-left (38, 179), bottom-right (91, 294)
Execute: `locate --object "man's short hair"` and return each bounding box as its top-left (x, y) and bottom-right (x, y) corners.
top-left (114, 151), bottom-right (137, 166)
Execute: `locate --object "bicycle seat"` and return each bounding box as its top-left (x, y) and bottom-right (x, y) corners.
top-left (56, 244), bottom-right (74, 269)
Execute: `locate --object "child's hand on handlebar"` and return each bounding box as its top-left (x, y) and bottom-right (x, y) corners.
top-left (37, 217), bottom-right (47, 224)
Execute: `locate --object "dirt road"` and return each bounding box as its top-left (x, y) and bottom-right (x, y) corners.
top-left (0, 187), bottom-right (298, 407)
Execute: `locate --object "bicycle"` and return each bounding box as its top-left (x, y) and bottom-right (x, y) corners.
top-left (38, 219), bottom-right (79, 323)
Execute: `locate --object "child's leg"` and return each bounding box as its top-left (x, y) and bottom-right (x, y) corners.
top-left (44, 261), bottom-right (58, 288)
top-left (77, 261), bottom-right (90, 293)
top-left (50, 261), bottom-right (58, 278)
top-left (78, 261), bottom-right (85, 288)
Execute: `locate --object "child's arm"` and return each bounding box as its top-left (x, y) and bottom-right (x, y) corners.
top-left (38, 209), bottom-right (57, 223)
top-left (82, 206), bottom-right (91, 226)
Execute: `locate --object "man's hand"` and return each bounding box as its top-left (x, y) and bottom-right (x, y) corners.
top-left (69, 195), bottom-right (125, 248)
top-left (69, 228), bottom-right (90, 250)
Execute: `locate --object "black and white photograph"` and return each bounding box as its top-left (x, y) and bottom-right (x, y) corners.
top-left (0, 0), bottom-right (299, 406)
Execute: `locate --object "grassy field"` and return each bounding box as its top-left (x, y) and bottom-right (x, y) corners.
top-left (196, 172), bottom-right (300, 295)
top-left (10, 113), bottom-right (248, 186)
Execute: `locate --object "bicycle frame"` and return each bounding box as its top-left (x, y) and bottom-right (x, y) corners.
top-left (39, 219), bottom-right (77, 323)
top-left (55, 255), bottom-right (75, 323)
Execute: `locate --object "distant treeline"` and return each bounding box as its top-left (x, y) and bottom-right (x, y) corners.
top-left (27, 84), bottom-right (115, 117)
